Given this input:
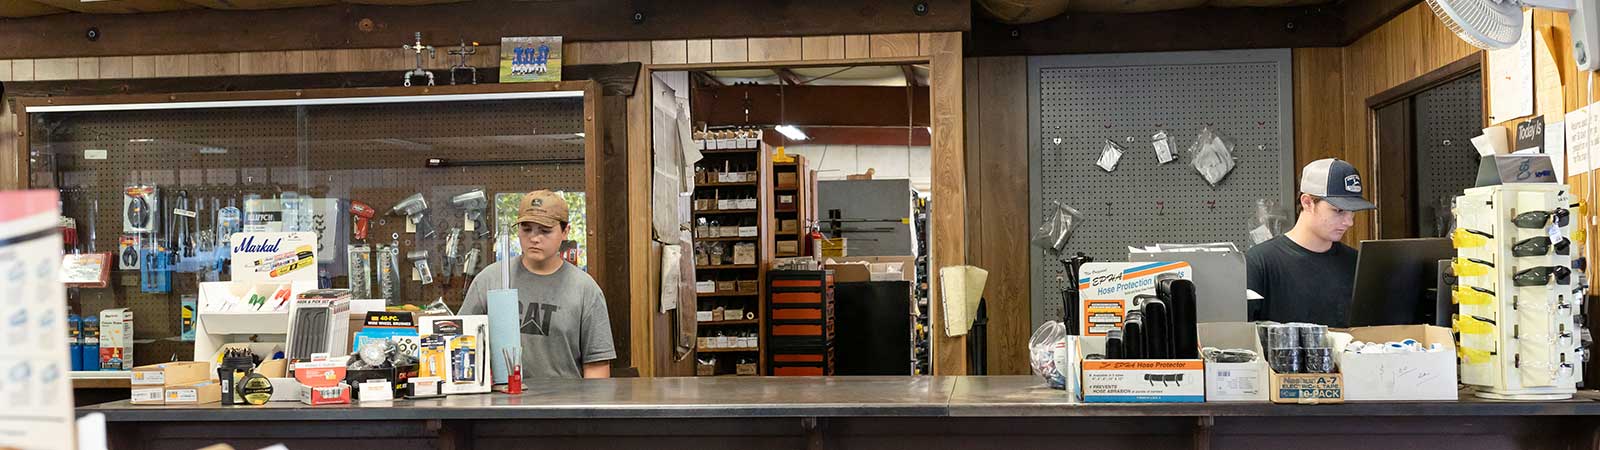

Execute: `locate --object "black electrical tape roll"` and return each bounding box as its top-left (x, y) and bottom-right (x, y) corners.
top-left (1163, 279), bottom-right (1200, 359)
top-left (1141, 298), bottom-right (1171, 359)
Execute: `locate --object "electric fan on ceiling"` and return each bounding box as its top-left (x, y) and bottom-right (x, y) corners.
top-left (1427, 0), bottom-right (1600, 70)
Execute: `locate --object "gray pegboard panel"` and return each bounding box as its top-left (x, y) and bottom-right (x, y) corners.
top-left (1028, 50), bottom-right (1294, 327)
top-left (1413, 71), bottom-right (1484, 237)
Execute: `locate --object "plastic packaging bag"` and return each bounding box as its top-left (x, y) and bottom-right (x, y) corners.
top-left (1031, 201), bottom-right (1085, 259)
top-left (1029, 321), bottom-right (1068, 389)
top-left (1096, 139), bottom-right (1124, 172)
top-left (1187, 126), bottom-right (1237, 186)
top-left (1246, 198), bottom-right (1291, 248)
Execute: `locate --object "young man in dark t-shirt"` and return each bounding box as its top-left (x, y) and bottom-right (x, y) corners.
top-left (1246, 158), bottom-right (1376, 327)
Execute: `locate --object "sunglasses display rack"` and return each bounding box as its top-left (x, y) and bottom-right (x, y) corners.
top-left (1452, 183), bottom-right (1579, 400)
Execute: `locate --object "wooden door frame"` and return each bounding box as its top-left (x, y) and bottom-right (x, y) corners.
top-left (637, 32), bottom-right (967, 376)
top-left (1365, 52), bottom-right (1485, 240)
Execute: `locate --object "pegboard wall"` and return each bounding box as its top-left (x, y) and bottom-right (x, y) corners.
top-left (29, 95), bottom-right (587, 366)
top-left (1413, 71), bottom-right (1484, 237)
top-left (1028, 50), bottom-right (1294, 327)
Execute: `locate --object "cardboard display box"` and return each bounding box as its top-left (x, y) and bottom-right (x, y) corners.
top-left (346, 364), bottom-right (418, 401)
top-left (418, 315), bottom-right (491, 394)
top-left (1077, 262), bottom-right (1192, 336)
top-left (1339, 325), bottom-right (1457, 401)
top-left (1197, 323), bottom-right (1270, 402)
top-left (1077, 336), bottom-right (1204, 403)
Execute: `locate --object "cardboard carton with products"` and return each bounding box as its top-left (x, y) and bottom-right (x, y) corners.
top-left (1257, 323), bottom-right (1344, 404)
top-left (1197, 323), bottom-right (1270, 402)
top-left (295, 359), bottom-right (351, 406)
top-left (131, 361), bottom-right (211, 387)
top-left (1338, 325), bottom-right (1457, 401)
top-left (1076, 336), bottom-right (1205, 403)
top-left (826, 256), bottom-right (915, 283)
top-left (164, 381), bottom-right (222, 405)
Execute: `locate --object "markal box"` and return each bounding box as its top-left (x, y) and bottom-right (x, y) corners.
top-left (1077, 336), bottom-right (1205, 403)
top-left (1197, 322), bottom-right (1269, 402)
top-left (1078, 262), bottom-right (1193, 336)
top-left (1339, 325), bottom-right (1457, 401)
top-left (131, 361), bottom-right (211, 386)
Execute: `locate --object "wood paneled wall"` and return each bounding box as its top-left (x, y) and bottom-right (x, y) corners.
top-left (1300, 4), bottom-right (1596, 247)
top-left (964, 56), bottom-right (1030, 375)
top-left (0, 31), bottom-right (967, 376)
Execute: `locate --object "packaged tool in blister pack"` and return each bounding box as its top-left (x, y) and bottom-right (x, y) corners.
top-left (348, 245), bottom-right (373, 299)
top-left (123, 185), bottom-right (160, 233)
top-left (418, 315), bottom-right (490, 394)
top-left (376, 244), bottom-right (401, 303)
top-left (118, 235), bottom-right (143, 270)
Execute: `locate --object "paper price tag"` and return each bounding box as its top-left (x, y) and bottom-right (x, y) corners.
top-left (1250, 225), bottom-right (1274, 244)
top-left (463, 213), bottom-right (475, 232)
top-left (174, 209), bottom-right (197, 218)
top-left (1153, 131), bottom-right (1175, 164)
top-left (405, 220), bottom-right (416, 234)
top-left (84, 149), bottom-right (108, 160)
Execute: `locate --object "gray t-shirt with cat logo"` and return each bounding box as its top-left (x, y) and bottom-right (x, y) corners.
top-left (460, 260), bottom-right (615, 379)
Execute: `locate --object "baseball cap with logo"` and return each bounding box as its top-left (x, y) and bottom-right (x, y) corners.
top-left (1299, 158), bottom-right (1376, 212)
top-left (516, 190), bottom-right (570, 228)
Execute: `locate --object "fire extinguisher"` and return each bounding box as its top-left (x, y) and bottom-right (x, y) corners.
top-left (806, 221), bottom-right (824, 257)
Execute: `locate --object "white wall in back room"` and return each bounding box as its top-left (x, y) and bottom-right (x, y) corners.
top-left (782, 144), bottom-right (931, 192)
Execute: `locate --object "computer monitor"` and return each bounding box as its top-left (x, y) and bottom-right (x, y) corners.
top-left (1349, 238), bottom-right (1454, 327)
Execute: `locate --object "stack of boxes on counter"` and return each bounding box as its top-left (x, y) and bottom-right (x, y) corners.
top-left (119, 229), bottom-right (496, 406)
top-left (1038, 260), bottom-right (1462, 404)
top-left (766, 270), bottom-right (836, 376)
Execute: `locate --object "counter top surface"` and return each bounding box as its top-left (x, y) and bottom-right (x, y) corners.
top-left (79, 376), bottom-right (1600, 421)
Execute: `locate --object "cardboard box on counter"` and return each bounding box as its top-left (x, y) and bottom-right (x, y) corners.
top-left (1197, 323), bottom-right (1269, 402)
top-left (131, 361), bottom-right (211, 387)
top-left (1269, 372), bottom-right (1344, 404)
top-left (826, 256), bottom-right (915, 283)
top-left (299, 383), bottom-right (352, 405)
top-left (346, 364), bottom-right (418, 401)
top-left (164, 381), bottom-right (222, 405)
top-left (1077, 336), bottom-right (1204, 403)
top-left (1339, 325), bottom-right (1456, 401)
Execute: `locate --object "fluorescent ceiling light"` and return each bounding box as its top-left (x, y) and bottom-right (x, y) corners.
top-left (775, 125), bottom-right (808, 141)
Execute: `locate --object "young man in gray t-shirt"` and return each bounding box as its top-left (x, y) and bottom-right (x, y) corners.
top-left (460, 190), bottom-right (615, 378)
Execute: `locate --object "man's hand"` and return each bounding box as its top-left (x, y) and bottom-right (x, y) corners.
top-left (582, 361), bottom-right (611, 379)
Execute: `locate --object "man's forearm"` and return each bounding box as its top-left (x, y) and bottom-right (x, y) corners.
top-left (582, 361), bottom-right (611, 379)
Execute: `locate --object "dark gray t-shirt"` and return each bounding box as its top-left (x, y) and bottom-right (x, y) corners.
top-left (460, 260), bottom-right (616, 378)
top-left (1245, 235), bottom-right (1359, 327)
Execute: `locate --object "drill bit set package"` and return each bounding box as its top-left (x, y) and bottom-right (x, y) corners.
top-left (418, 315), bottom-right (491, 395)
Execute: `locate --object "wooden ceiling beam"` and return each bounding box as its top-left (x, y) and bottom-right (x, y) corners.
top-left (0, 0), bottom-right (969, 59)
top-left (968, 0), bottom-right (1422, 56)
top-left (691, 84), bottom-right (929, 128)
